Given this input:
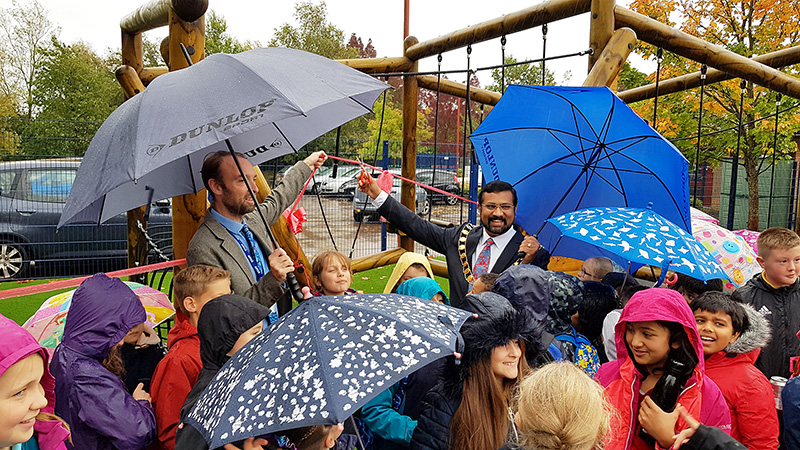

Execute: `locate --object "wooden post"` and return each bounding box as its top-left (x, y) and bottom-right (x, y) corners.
top-left (583, 27), bottom-right (636, 87)
top-left (588, 0), bottom-right (615, 72)
top-left (168, 3), bottom-right (206, 269)
top-left (115, 65), bottom-right (145, 97)
top-left (252, 166), bottom-right (311, 289)
top-left (615, 6), bottom-right (800, 99)
top-left (139, 66), bottom-right (169, 85)
top-left (406, 0), bottom-right (591, 61)
top-left (351, 248), bottom-right (407, 273)
top-left (417, 75), bottom-right (502, 105)
top-left (619, 45), bottom-right (800, 103)
top-left (121, 32), bottom-right (143, 74)
top-left (401, 36), bottom-right (419, 252)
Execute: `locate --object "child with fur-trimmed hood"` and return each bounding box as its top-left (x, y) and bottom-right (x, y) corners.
top-left (691, 292), bottom-right (779, 450)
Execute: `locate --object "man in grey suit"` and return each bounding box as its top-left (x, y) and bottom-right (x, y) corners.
top-left (187, 150), bottom-right (326, 309)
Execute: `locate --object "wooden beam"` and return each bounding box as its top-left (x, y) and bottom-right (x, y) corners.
top-left (583, 27), bottom-right (636, 87)
top-left (169, 9), bottom-right (206, 268)
top-left (252, 166), bottom-right (311, 290)
top-left (120, 0), bottom-right (171, 34)
top-left (337, 56), bottom-right (413, 74)
top-left (406, 0), bottom-right (591, 62)
top-left (401, 36), bottom-right (419, 252)
top-left (121, 32), bottom-right (143, 74)
top-left (417, 75), bottom-right (502, 105)
top-left (139, 66), bottom-right (169, 85)
top-left (588, 0), bottom-right (615, 72)
top-left (619, 45), bottom-right (800, 103)
top-left (351, 248), bottom-right (407, 273)
top-left (115, 65), bottom-right (146, 98)
top-left (615, 6), bottom-right (800, 100)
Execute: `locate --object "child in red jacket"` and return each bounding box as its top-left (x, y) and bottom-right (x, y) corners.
top-left (691, 292), bottom-right (779, 450)
top-left (149, 265), bottom-right (232, 450)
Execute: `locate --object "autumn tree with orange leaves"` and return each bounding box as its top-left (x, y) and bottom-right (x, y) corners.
top-left (625, 0), bottom-right (800, 230)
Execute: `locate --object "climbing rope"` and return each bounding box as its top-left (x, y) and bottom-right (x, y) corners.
top-left (692, 64), bottom-right (707, 204)
top-left (725, 79), bottom-right (747, 230)
top-left (501, 35), bottom-right (507, 93)
top-left (541, 24), bottom-right (548, 85)
top-left (767, 92), bottom-right (783, 227)
top-left (653, 47), bottom-right (663, 129)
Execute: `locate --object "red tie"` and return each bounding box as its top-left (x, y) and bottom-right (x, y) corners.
top-left (473, 238), bottom-right (494, 278)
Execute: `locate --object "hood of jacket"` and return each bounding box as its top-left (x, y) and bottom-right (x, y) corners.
top-left (544, 270), bottom-right (583, 334)
top-left (614, 288), bottom-right (705, 372)
top-left (725, 302), bottom-right (772, 354)
top-left (0, 313), bottom-right (56, 414)
top-left (457, 292), bottom-right (536, 380)
top-left (491, 265), bottom-right (550, 322)
top-left (383, 252), bottom-right (435, 294)
top-left (167, 310), bottom-right (199, 349)
top-left (397, 276), bottom-right (449, 305)
top-left (61, 273), bottom-right (146, 361)
top-left (197, 294), bottom-right (270, 371)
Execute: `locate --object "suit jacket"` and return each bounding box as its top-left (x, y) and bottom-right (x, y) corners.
top-left (377, 195), bottom-right (549, 308)
top-left (186, 161), bottom-right (312, 308)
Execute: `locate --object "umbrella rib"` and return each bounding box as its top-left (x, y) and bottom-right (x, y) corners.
top-left (512, 131), bottom-right (592, 187)
top-left (187, 155), bottom-right (196, 193)
top-left (273, 124), bottom-right (298, 153)
top-left (349, 95), bottom-right (376, 114)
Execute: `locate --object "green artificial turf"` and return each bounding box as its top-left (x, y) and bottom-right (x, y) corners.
top-left (351, 263), bottom-right (450, 297)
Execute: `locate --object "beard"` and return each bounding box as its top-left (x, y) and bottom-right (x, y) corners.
top-left (484, 215), bottom-right (512, 235)
top-left (221, 194), bottom-right (256, 216)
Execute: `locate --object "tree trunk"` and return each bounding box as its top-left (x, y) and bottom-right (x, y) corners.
top-left (743, 129), bottom-right (760, 231)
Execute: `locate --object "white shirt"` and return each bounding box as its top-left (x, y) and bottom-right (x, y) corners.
top-left (472, 227), bottom-right (517, 273)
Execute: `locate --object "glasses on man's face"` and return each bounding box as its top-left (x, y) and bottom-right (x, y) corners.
top-left (482, 203), bottom-right (514, 212)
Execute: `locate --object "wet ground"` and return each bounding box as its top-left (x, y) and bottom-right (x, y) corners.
top-left (295, 195), bottom-right (471, 261)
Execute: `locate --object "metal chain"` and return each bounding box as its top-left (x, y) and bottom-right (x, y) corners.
top-left (136, 220), bottom-right (170, 262)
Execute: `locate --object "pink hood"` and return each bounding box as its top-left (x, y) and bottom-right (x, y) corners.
top-left (0, 313), bottom-right (70, 450)
top-left (613, 288), bottom-right (706, 372)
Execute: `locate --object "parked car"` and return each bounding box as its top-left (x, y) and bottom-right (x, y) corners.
top-left (416, 169), bottom-right (462, 205)
top-left (352, 169), bottom-right (430, 221)
top-left (0, 159), bottom-right (172, 280)
top-left (269, 164), bottom-right (333, 194)
top-left (317, 166), bottom-right (362, 196)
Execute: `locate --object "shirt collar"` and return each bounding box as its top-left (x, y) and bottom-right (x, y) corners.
top-left (478, 226), bottom-right (516, 250)
top-left (210, 207), bottom-right (245, 234)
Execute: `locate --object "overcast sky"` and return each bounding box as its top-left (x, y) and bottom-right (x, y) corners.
top-left (1, 0), bottom-right (654, 87)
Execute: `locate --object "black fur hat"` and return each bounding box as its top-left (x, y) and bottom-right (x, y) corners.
top-left (458, 292), bottom-right (538, 375)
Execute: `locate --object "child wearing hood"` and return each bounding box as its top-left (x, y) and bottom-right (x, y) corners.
top-left (50, 273), bottom-right (156, 450)
top-left (0, 314), bottom-right (69, 450)
top-left (594, 288), bottom-right (731, 450)
top-left (359, 277), bottom-right (449, 450)
top-left (384, 253), bottom-right (435, 294)
top-left (691, 292), bottom-right (779, 450)
top-left (174, 294), bottom-right (271, 450)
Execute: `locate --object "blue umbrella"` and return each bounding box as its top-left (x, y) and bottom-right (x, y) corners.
top-left (470, 85), bottom-right (690, 266)
top-left (547, 206), bottom-right (726, 283)
top-left (184, 293), bottom-right (471, 448)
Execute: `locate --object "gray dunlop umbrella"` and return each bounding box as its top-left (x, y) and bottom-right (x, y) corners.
top-left (184, 293), bottom-right (472, 449)
top-left (59, 47), bottom-right (390, 226)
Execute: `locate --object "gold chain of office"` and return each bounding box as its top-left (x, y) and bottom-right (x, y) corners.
top-left (458, 224), bottom-right (524, 284)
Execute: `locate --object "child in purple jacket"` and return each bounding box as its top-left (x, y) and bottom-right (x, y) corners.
top-left (51, 273), bottom-right (156, 450)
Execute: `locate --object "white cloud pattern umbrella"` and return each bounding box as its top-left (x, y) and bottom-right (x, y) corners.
top-left (184, 293), bottom-right (471, 449)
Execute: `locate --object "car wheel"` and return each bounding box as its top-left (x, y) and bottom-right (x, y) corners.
top-left (446, 188), bottom-right (460, 205)
top-left (419, 200), bottom-right (431, 216)
top-left (0, 241), bottom-right (27, 280)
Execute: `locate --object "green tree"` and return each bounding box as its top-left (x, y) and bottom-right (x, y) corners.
top-left (618, 62), bottom-right (649, 91)
top-left (0, 0), bottom-right (57, 118)
top-left (205, 10), bottom-right (259, 55)
top-left (486, 55), bottom-right (557, 92)
top-left (628, 0), bottom-right (800, 229)
top-left (362, 94), bottom-right (433, 156)
top-left (269, 2), bottom-right (358, 60)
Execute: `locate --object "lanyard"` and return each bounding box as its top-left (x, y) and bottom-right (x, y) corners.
top-left (231, 230), bottom-right (266, 280)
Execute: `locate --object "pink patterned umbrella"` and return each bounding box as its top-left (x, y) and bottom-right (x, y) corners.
top-left (692, 219), bottom-right (761, 290)
top-left (691, 207), bottom-right (719, 225)
top-left (22, 281), bottom-right (174, 351)
top-left (733, 229), bottom-right (760, 254)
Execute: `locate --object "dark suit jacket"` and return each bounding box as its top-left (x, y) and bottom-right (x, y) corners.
top-left (186, 161), bottom-right (312, 308)
top-left (377, 195), bottom-right (549, 308)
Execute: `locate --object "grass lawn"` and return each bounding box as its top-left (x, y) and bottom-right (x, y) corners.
top-left (0, 264), bottom-right (447, 327)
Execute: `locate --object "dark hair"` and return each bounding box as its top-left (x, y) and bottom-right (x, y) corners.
top-left (601, 272), bottom-right (640, 290)
top-left (478, 180), bottom-right (517, 206)
top-left (673, 274), bottom-right (723, 299)
top-left (478, 273), bottom-right (500, 290)
top-left (690, 291), bottom-right (749, 336)
top-left (624, 320), bottom-right (698, 378)
top-left (577, 281), bottom-right (618, 341)
top-left (618, 285), bottom-right (648, 308)
top-left (102, 344), bottom-right (126, 380)
top-left (201, 150), bottom-right (247, 201)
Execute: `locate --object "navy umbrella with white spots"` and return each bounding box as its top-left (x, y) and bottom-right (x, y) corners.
top-left (184, 293), bottom-right (472, 449)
